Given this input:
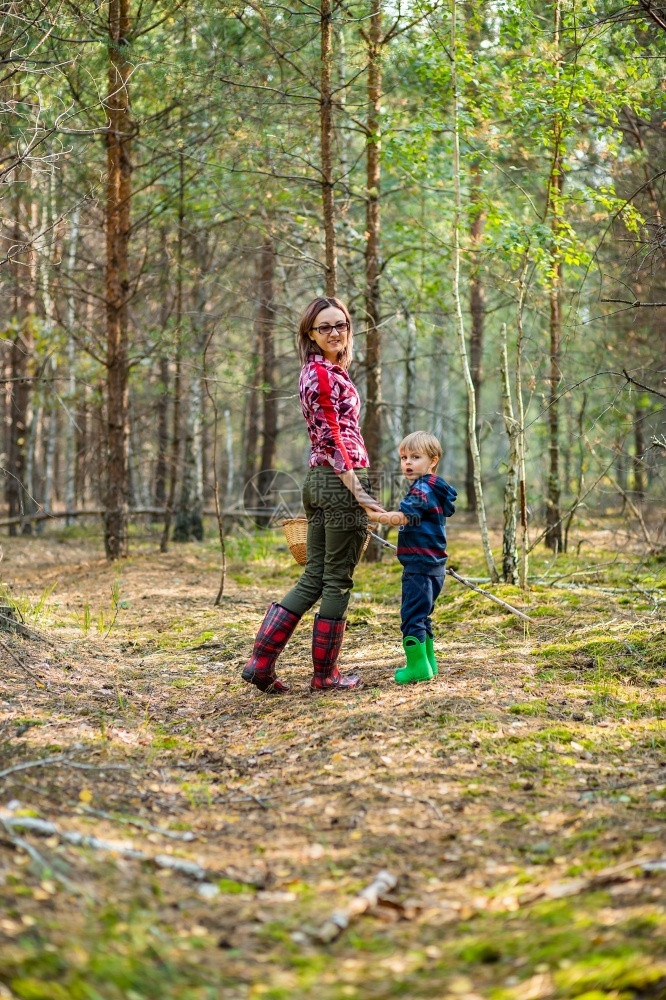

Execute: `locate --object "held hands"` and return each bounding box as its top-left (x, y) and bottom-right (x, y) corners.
top-left (363, 506), bottom-right (408, 527)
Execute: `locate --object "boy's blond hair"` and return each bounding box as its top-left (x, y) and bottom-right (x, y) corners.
top-left (398, 431), bottom-right (442, 463)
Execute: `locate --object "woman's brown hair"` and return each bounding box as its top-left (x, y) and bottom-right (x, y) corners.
top-left (297, 296), bottom-right (353, 370)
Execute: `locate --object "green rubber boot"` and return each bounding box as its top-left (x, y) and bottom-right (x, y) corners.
top-left (395, 636), bottom-right (434, 684)
top-left (425, 636), bottom-right (438, 677)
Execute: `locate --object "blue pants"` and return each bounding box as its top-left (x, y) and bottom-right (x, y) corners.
top-left (400, 569), bottom-right (445, 643)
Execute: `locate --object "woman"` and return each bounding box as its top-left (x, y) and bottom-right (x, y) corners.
top-left (242, 296), bottom-right (384, 694)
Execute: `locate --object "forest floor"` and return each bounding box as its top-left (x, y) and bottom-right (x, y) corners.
top-left (0, 517), bottom-right (664, 1000)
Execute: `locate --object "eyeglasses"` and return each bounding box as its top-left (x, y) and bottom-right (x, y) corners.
top-left (312, 321), bottom-right (350, 336)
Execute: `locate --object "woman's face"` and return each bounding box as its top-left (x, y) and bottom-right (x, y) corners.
top-left (308, 305), bottom-right (350, 364)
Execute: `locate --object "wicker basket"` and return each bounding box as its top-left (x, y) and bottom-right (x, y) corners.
top-left (282, 517), bottom-right (372, 567)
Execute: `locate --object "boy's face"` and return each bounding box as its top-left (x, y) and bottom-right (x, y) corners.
top-left (399, 448), bottom-right (438, 482)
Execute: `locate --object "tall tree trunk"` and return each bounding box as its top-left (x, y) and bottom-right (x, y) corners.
top-left (154, 356), bottom-right (169, 511)
top-left (465, 158), bottom-right (485, 512)
top-left (385, 271), bottom-right (416, 437)
top-left (337, 22), bottom-right (355, 304)
top-left (361, 0), bottom-right (383, 473)
top-left (6, 192), bottom-right (35, 536)
top-left (7, 326), bottom-right (32, 535)
top-left (450, 0), bottom-right (498, 582)
top-left (153, 231), bottom-right (171, 518)
top-left (160, 151), bottom-right (184, 553)
top-left (320, 0), bottom-right (337, 295)
top-left (174, 230), bottom-right (211, 542)
top-left (65, 205), bottom-right (80, 524)
top-left (515, 254), bottom-right (530, 588)
top-left (104, 0), bottom-right (133, 560)
top-left (633, 397), bottom-right (646, 499)
top-left (500, 325), bottom-right (519, 585)
top-left (224, 408), bottom-right (234, 506)
top-left (39, 173), bottom-right (58, 518)
top-left (21, 189), bottom-right (40, 534)
top-left (173, 375), bottom-right (204, 541)
top-left (545, 0), bottom-right (563, 554)
top-left (256, 240), bottom-right (278, 525)
top-left (43, 359), bottom-right (58, 515)
top-left (243, 329), bottom-right (261, 496)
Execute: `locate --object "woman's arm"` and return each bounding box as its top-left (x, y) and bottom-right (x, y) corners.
top-left (338, 468), bottom-right (386, 512)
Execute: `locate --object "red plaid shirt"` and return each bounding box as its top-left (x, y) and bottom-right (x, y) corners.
top-left (299, 354), bottom-right (370, 474)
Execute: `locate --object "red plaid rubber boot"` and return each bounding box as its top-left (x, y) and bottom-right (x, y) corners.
top-left (310, 614), bottom-right (362, 691)
top-left (242, 603), bottom-right (300, 694)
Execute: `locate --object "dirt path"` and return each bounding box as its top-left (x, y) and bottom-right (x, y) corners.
top-left (0, 532), bottom-right (664, 999)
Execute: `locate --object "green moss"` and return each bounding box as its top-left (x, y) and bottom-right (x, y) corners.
top-left (554, 953), bottom-right (666, 992)
top-left (508, 700), bottom-right (548, 716)
top-left (216, 877), bottom-right (255, 895)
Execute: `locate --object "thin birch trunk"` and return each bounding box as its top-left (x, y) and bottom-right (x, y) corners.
top-left (450, 0), bottom-right (498, 582)
top-left (224, 408), bottom-right (234, 506)
top-left (361, 0), bottom-right (383, 476)
top-left (40, 172), bottom-right (58, 516)
top-left (257, 239), bottom-right (278, 526)
top-left (515, 254), bottom-right (530, 588)
top-left (337, 23), bottom-right (355, 304)
top-left (500, 325), bottom-right (519, 585)
top-left (320, 0), bottom-right (337, 295)
top-left (202, 332), bottom-right (227, 605)
top-left (465, 158), bottom-right (485, 512)
top-left (160, 149), bottom-right (184, 553)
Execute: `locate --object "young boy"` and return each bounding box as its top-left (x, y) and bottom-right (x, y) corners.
top-left (367, 432), bottom-right (457, 684)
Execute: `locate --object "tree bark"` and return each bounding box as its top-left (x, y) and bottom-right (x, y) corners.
top-left (256, 240), bottom-right (278, 526)
top-left (6, 191), bottom-right (35, 537)
top-left (160, 151), bottom-right (184, 553)
top-left (450, 0), bottom-right (499, 582)
top-left (104, 0), bottom-right (133, 560)
top-left (361, 0), bottom-right (383, 474)
top-left (633, 397), bottom-right (646, 499)
top-left (500, 325), bottom-right (519, 585)
top-left (7, 325), bottom-right (32, 535)
top-left (465, 158), bottom-right (485, 512)
top-left (544, 0), bottom-right (563, 554)
top-left (515, 255), bottom-right (530, 588)
top-left (243, 329), bottom-right (261, 495)
top-left (153, 231), bottom-right (171, 519)
top-left (320, 0), bottom-right (337, 295)
top-left (65, 205), bottom-right (80, 525)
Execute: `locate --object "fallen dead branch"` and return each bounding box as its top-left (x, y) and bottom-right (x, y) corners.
top-left (0, 819), bottom-right (78, 893)
top-left (0, 609), bottom-right (57, 646)
top-left (0, 637), bottom-right (44, 684)
top-left (0, 755), bottom-right (129, 780)
top-left (369, 531), bottom-right (541, 625)
top-left (315, 870), bottom-right (398, 943)
top-left (77, 805), bottom-right (198, 841)
top-left (0, 811), bottom-right (264, 887)
top-left (446, 568), bottom-right (540, 625)
top-left (516, 855), bottom-right (665, 907)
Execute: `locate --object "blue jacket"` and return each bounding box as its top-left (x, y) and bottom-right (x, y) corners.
top-left (397, 474), bottom-right (457, 573)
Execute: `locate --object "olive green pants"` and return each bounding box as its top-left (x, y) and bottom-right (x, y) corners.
top-left (280, 466), bottom-right (370, 621)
